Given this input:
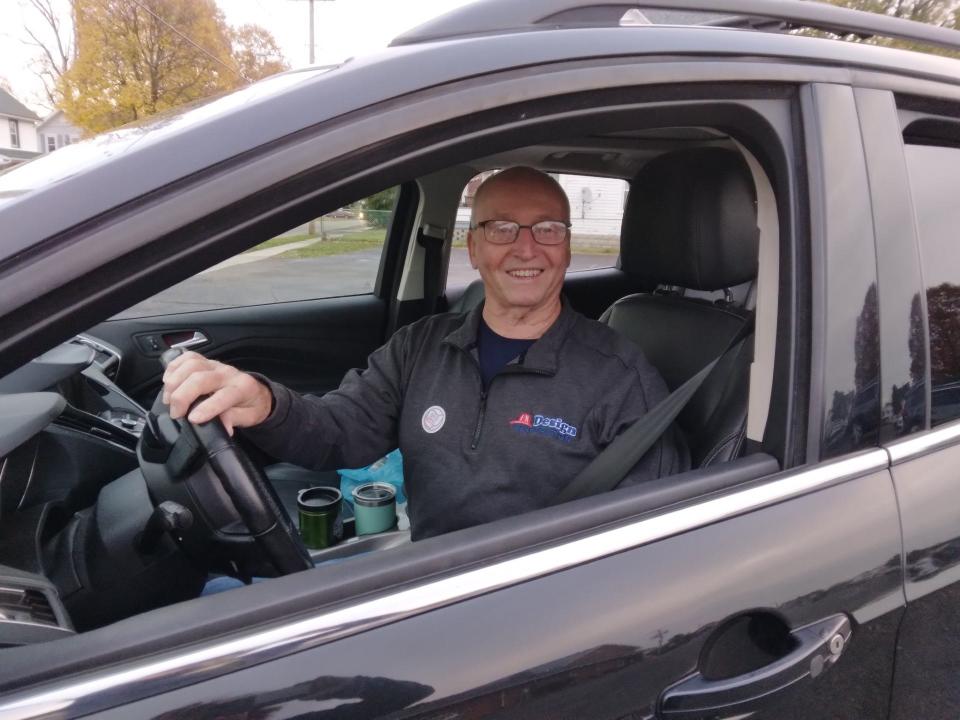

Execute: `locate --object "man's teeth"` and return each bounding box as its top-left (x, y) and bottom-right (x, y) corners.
top-left (508, 269), bottom-right (542, 277)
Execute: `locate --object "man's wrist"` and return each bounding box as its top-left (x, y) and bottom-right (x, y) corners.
top-left (244, 373), bottom-right (291, 432)
top-left (253, 378), bottom-right (276, 426)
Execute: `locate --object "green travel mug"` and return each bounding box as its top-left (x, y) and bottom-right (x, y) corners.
top-left (352, 482), bottom-right (397, 536)
top-left (297, 487), bottom-right (341, 549)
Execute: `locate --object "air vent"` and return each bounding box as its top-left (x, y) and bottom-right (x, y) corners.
top-left (0, 586), bottom-right (59, 627)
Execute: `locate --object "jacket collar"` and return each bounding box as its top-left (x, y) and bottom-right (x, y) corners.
top-left (442, 299), bottom-right (578, 375)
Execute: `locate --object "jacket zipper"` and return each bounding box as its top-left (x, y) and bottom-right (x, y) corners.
top-left (469, 366), bottom-right (552, 451)
top-left (471, 391), bottom-right (487, 450)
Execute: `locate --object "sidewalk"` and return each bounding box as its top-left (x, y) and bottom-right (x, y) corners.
top-left (199, 237), bottom-right (324, 274)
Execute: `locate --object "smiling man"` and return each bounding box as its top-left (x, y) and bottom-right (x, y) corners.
top-left (164, 167), bottom-right (688, 540)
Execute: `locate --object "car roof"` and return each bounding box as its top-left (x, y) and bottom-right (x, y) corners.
top-left (392, 0), bottom-right (960, 54)
top-left (2, 12), bottom-right (960, 263)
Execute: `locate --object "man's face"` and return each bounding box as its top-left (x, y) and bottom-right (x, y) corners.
top-left (467, 175), bottom-right (571, 316)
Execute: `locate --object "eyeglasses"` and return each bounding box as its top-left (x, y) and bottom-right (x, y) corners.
top-left (472, 219), bottom-right (571, 246)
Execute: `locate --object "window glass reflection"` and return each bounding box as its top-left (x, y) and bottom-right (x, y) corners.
top-left (905, 144), bottom-right (960, 427)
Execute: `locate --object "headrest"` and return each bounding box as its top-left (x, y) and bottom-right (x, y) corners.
top-left (620, 147), bottom-right (759, 291)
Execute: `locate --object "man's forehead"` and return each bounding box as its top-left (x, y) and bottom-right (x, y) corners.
top-left (476, 177), bottom-right (568, 216)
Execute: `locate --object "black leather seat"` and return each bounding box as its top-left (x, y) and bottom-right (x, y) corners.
top-left (601, 147), bottom-right (759, 467)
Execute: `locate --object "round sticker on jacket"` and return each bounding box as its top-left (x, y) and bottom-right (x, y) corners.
top-left (421, 405), bottom-right (446, 434)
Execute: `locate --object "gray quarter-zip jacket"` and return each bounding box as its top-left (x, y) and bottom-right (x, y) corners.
top-left (244, 303), bottom-right (689, 540)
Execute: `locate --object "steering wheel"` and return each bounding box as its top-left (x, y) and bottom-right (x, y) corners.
top-left (137, 349), bottom-right (313, 577)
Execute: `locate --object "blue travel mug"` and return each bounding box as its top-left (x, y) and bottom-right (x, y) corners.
top-left (352, 482), bottom-right (397, 535)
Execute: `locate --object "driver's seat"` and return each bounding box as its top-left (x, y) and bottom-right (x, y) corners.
top-left (600, 147), bottom-right (759, 467)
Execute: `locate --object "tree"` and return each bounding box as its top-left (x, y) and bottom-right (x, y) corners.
top-left (44, 0), bottom-right (288, 135)
top-left (854, 283), bottom-right (880, 392)
top-left (361, 188), bottom-right (399, 228)
top-left (908, 292), bottom-right (925, 384)
top-left (20, 0), bottom-right (76, 109)
top-left (231, 24), bottom-right (288, 83)
top-left (814, 0), bottom-right (960, 58)
top-left (927, 283), bottom-right (960, 386)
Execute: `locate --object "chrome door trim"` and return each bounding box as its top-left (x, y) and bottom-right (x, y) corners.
top-left (887, 420), bottom-right (960, 464)
top-left (0, 450), bottom-right (888, 720)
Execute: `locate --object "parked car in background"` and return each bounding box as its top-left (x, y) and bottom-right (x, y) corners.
top-left (1, 1), bottom-right (960, 718)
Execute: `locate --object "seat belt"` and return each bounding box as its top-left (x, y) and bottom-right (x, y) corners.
top-left (417, 226), bottom-right (445, 315)
top-left (553, 315), bottom-right (755, 506)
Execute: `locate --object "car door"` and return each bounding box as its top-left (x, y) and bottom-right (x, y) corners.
top-left (864, 91), bottom-right (960, 718)
top-left (0, 53), bottom-right (906, 720)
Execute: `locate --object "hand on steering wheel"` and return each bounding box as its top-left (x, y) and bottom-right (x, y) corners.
top-left (163, 351), bottom-right (273, 435)
top-left (154, 349), bottom-right (313, 575)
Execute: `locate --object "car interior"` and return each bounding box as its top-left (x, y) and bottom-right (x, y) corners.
top-left (0, 113), bottom-right (790, 648)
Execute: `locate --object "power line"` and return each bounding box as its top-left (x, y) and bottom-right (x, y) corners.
top-left (128, 0), bottom-right (249, 82)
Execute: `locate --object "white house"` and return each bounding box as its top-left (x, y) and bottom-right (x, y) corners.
top-left (0, 88), bottom-right (41, 169)
top-left (556, 174), bottom-right (627, 237)
top-left (455, 172), bottom-right (627, 247)
top-left (37, 110), bottom-right (82, 154)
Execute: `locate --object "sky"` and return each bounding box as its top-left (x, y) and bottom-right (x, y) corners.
top-left (0, 0), bottom-right (477, 115)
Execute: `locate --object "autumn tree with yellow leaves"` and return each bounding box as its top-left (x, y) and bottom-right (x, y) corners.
top-left (51, 0), bottom-right (287, 134)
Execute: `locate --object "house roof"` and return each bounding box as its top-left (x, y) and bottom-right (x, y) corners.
top-left (0, 89), bottom-right (41, 122)
top-left (0, 148), bottom-right (42, 161)
top-left (37, 109), bottom-right (68, 130)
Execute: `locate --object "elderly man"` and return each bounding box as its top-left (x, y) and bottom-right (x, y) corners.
top-left (163, 167), bottom-right (688, 540)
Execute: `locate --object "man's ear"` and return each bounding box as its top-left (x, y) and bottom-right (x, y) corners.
top-left (467, 230), bottom-right (478, 269)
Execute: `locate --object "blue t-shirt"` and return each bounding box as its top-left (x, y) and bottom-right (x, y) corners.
top-left (477, 318), bottom-right (536, 388)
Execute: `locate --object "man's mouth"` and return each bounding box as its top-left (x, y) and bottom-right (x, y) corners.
top-left (506, 269), bottom-right (543, 278)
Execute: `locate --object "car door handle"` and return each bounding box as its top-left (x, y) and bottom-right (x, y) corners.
top-left (168, 331), bottom-right (209, 350)
top-left (658, 614), bottom-right (851, 719)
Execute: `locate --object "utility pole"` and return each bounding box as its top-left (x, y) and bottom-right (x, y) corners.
top-left (309, 0), bottom-right (315, 64)
top-left (294, 0), bottom-right (334, 238)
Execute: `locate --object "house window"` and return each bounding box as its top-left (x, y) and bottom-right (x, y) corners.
top-left (9, 119), bottom-right (19, 148)
top-left (46, 136), bottom-right (56, 152)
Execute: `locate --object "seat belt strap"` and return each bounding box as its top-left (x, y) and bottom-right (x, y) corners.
top-left (553, 315), bottom-right (755, 506)
top-left (417, 228), bottom-right (445, 315)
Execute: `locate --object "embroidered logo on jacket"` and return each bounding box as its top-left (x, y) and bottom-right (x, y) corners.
top-left (509, 412), bottom-right (577, 442)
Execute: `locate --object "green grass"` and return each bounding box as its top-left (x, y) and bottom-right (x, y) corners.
top-left (277, 231), bottom-right (385, 259)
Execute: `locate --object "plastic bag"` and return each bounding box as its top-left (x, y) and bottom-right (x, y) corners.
top-left (338, 449), bottom-right (405, 506)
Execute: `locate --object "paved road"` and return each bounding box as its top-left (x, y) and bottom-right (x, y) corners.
top-left (118, 247), bottom-right (615, 318)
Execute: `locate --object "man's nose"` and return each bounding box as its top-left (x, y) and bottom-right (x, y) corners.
top-left (512, 227), bottom-right (538, 257)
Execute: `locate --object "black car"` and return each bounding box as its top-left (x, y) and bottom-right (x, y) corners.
top-left (1, 1), bottom-right (960, 718)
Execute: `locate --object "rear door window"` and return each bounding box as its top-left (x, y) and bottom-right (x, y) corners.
top-left (904, 142), bottom-right (960, 427)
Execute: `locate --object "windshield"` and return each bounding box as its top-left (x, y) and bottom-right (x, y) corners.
top-left (0, 67), bottom-right (333, 210)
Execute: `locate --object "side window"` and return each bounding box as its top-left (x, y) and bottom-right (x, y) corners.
top-left (447, 171), bottom-right (626, 289)
top-left (116, 187), bottom-right (399, 319)
top-left (904, 142), bottom-right (960, 427)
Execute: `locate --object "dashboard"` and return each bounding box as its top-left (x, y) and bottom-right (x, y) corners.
top-left (0, 334), bottom-right (149, 643)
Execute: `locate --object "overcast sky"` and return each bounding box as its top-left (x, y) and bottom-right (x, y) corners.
top-left (1, 0), bottom-right (477, 114)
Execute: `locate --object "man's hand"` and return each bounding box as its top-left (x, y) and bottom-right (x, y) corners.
top-left (161, 352), bottom-right (273, 435)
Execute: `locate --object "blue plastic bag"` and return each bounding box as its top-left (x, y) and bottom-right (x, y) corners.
top-left (338, 449), bottom-right (405, 506)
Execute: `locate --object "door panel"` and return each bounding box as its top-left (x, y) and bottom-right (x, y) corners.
top-left (888, 435), bottom-right (960, 720)
top-left (96, 467), bottom-right (902, 720)
top-left (88, 294), bottom-right (387, 406)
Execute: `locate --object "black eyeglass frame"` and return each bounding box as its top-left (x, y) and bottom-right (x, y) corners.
top-left (470, 219), bottom-right (572, 245)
